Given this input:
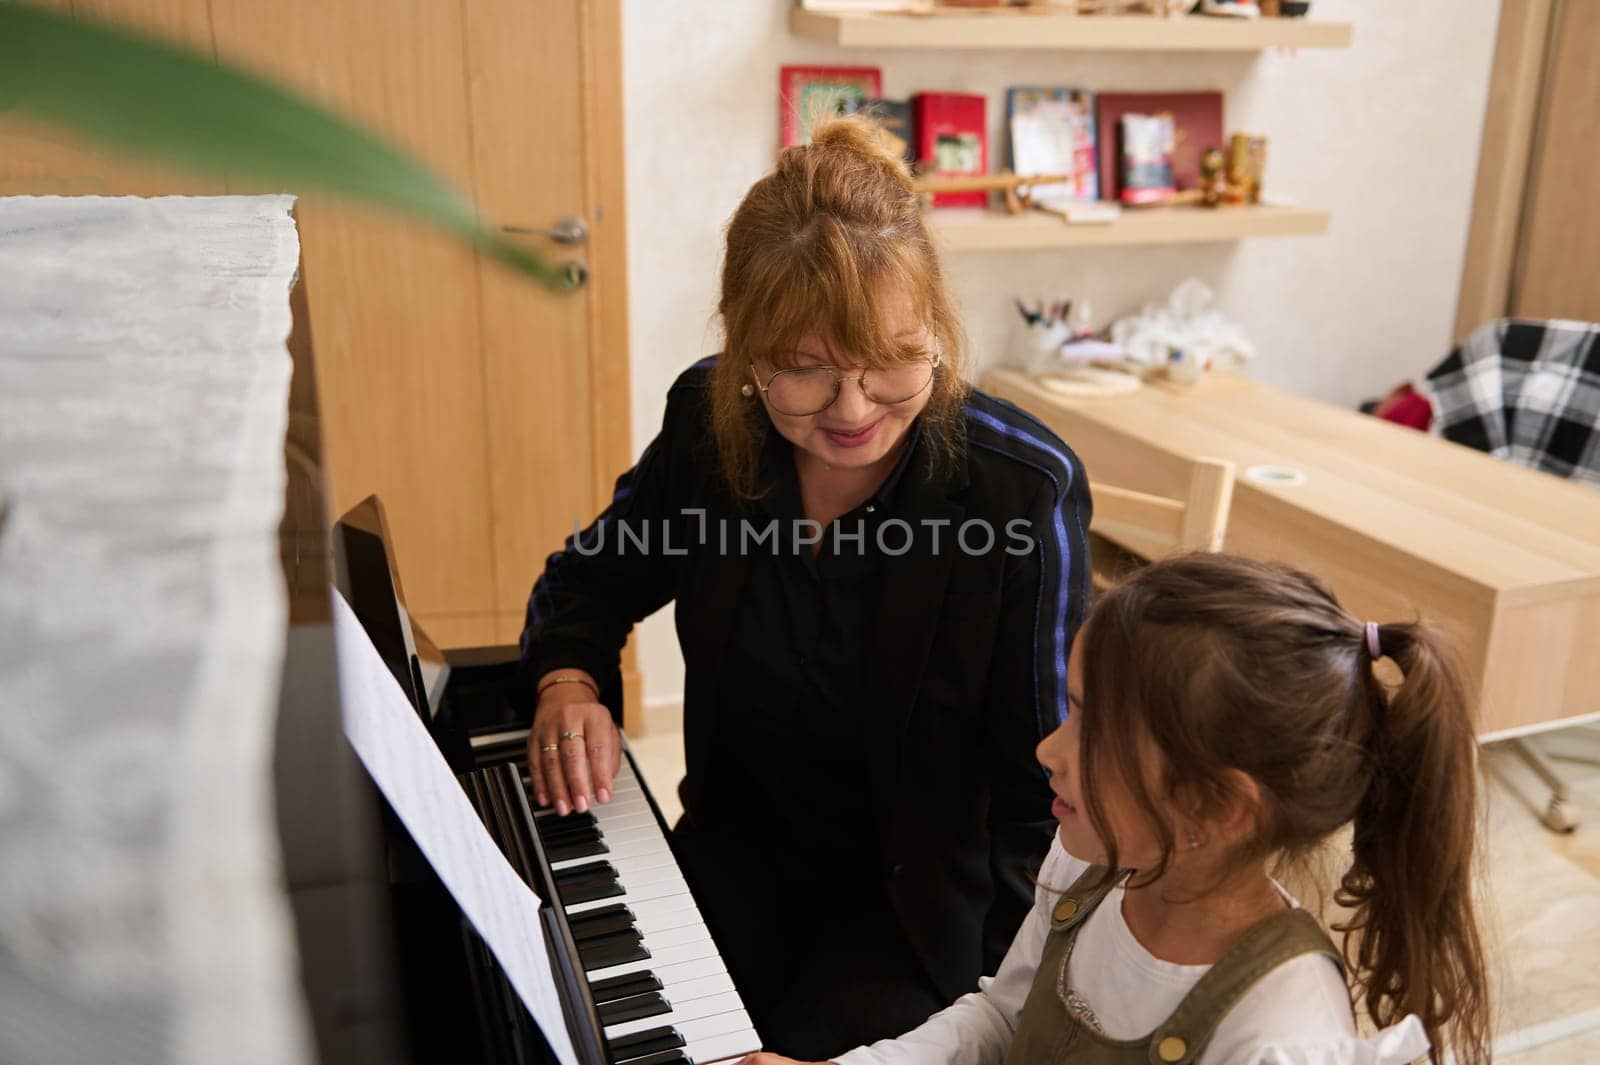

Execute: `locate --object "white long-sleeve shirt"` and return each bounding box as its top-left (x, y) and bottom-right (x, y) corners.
top-left (836, 835), bottom-right (1430, 1065)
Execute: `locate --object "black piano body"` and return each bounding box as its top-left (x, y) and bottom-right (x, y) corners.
top-left (272, 283), bottom-right (757, 1065)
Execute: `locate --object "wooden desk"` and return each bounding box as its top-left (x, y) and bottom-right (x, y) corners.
top-left (985, 368), bottom-right (1600, 739)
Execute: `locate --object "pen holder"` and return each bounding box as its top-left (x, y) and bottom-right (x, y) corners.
top-left (1016, 319), bottom-right (1075, 376)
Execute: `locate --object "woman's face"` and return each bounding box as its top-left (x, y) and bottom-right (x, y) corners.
top-left (1036, 632), bottom-right (1171, 870)
top-left (753, 289), bottom-right (936, 473)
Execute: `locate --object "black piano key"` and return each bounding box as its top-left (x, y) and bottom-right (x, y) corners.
top-left (535, 810), bottom-right (598, 833)
top-left (563, 876), bottom-right (626, 905)
top-left (588, 971), bottom-right (664, 1005)
top-left (606, 1025), bottom-right (685, 1062)
top-left (552, 859), bottom-right (615, 886)
top-left (568, 904), bottom-right (635, 942)
top-left (612, 1052), bottom-right (690, 1065)
top-left (538, 819), bottom-right (601, 845)
top-left (546, 837), bottom-right (609, 863)
top-left (579, 930), bottom-right (648, 971)
top-left (595, 990), bottom-right (671, 1028)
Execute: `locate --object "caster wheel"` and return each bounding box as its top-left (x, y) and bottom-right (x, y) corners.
top-left (1540, 798), bottom-right (1579, 834)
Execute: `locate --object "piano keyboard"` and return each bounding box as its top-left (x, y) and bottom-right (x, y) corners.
top-left (468, 732), bottom-right (761, 1065)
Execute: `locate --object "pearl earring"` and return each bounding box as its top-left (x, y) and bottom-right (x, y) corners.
top-left (740, 383), bottom-right (755, 397)
top-left (1186, 831), bottom-right (1203, 851)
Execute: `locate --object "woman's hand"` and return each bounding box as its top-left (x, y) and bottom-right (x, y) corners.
top-left (736, 1055), bottom-right (831, 1065)
top-left (526, 672), bottom-right (620, 816)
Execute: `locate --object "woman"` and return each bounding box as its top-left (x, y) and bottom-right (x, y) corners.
top-left (520, 115), bottom-right (1092, 1058)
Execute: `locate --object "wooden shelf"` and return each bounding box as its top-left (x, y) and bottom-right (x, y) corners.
top-left (929, 204), bottom-right (1330, 250)
top-left (789, 9), bottom-right (1353, 51)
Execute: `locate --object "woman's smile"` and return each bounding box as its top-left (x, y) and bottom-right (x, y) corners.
top-left (820, 415), bottom-right (885, 449)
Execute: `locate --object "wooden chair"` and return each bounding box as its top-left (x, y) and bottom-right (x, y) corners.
top-left (1089, 456), bottom-right (1236, 590)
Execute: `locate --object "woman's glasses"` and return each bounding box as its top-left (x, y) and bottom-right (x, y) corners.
top-left (754, 353), bottom-right (941, 417)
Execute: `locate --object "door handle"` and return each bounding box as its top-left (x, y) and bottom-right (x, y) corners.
top-left (503, 215), bottom-right (588, 246)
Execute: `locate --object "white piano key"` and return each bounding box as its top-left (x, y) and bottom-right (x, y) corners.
top-left (610, 873), bottom-right (690, 902)
top-left (602, 990), bottom-right (749, 1041)
top-left (641, 937), bottom-right (723, 970)
top-left (588, 810), bottom-right (655, 832)
top-left (601, 839), bottom-right (674, 862)
top-left (605, 852), bottom-right (684, 883)
top-left (686, 1026), bottom-right (763, 1064)
top-left (648, 954), bottom-right (728, 984)
top-left (585, 936), bottom-right (723, 984)
top-left (615, 907), bottom-right (706, 938)
top-left (626, 894), bottom-right (701, 925)
top-left (664, 970), bottom-right (737, 1005)
top-left (566, 879), bottom-right (691, 916)
top-left (599, 824), bottom-right (667, 847)
top-left (549, 836), bottom-right (671, 873)
top-left (630, 921), bottom-right (708, 950)
top-left (674, 1004), bottom-right (756, 1043)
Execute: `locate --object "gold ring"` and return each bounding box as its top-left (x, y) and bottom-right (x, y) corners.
top-left (540, 743), bottom-right (560, 753)
top-left (560, 730), bottom-right (585, 742)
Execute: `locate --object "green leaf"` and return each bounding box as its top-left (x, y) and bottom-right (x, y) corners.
top-left (0, 2), bottom-right (573, 291)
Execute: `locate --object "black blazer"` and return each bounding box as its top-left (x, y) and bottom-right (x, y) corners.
top-left (520, 358), bottom-right (1093, 1000)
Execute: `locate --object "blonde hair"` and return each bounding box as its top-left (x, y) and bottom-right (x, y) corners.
top-left (711, 112), bottom-right (969, 500)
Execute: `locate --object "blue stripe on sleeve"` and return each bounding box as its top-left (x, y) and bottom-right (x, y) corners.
top-left (966, 405), bottom-right (1080, 742)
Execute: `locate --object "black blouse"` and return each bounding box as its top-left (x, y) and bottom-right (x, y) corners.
top-left (704, 427), bottom-right (920, 896)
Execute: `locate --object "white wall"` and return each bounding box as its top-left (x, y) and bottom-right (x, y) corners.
top-left (622, 0), bottom-right (1502, 713)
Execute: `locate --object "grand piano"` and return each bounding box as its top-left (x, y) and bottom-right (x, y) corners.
top-left (275, 279), bottom-right (758, 1065)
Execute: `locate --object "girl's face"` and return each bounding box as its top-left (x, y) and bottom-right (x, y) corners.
top-left (1036, 632), bottom-right (1174, 870)
top-left (752, 288), bottom-right (936, 474)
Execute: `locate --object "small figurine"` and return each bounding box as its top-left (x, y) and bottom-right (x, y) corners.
top-left (1227, 133), bottom-right (1268, 204)
top-left (1200, 147), bottom-right (1230, 207)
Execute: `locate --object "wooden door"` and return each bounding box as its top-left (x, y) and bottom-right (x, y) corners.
top-left (1, 2), bottom-right (636, 722)
top-left (0, 1), bottom-right (636, 706)
top-left (202, 0), bottom-right (629, 654)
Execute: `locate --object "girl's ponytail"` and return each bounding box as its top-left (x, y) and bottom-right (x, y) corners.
top-left (1338, 621), bottom-right (1490, 1065)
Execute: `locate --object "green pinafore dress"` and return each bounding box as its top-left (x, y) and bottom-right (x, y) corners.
top-left (1001, 865), bottom-right (1346, 1065)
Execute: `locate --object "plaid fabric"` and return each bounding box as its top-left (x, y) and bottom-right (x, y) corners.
top-left (1421, 318), bottom-right (1600, 488)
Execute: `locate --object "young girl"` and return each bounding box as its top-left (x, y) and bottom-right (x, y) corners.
top-left (741, 552), bottom-right (1491, 1065)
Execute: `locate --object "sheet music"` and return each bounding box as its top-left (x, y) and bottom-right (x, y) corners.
top-left (331, 591), bottom-right (578, 1065)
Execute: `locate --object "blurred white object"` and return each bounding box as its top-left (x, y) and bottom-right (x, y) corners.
top-left (1018, 318), bottom-right (1075, 375)
top-left (1110, 279), bottom-right (1256, 381)
top-left (1062, 202), bottom-right (1121, 224)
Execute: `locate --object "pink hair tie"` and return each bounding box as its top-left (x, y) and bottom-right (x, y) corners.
top-left (1364, 621), bottom-right (1382, 659)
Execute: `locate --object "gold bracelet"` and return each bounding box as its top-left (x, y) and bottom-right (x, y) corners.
top-left (537, 673), bottom-right (599, 701)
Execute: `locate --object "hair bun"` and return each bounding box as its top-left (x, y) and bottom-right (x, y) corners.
top-left (802, 112), bottom-right (915, 192)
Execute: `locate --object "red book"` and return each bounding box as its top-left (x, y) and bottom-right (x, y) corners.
top-left (1094, 92), bottom-right (1224, 202)
top-left (914, 93), bottom-right (988, 207)
top-left (779, 65), bottom-right (883, 148)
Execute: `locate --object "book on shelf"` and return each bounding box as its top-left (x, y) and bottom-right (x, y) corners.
top-left (914, 92), bottom-right (988, 208)
top-left (1118, 113), bottom-right (1176, 205)
top-left (780, 65), bottom-right (884, 147)
top-left (1007, 87), bottom-right (1098, 206)
top-left (798, 0), bottom-right (934, 10)
top-left (846, 97), bottom-right (918, 165)
top-left (1095, 91), bottom-right (1223, 203)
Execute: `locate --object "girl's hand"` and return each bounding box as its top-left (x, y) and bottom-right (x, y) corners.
top-left (526, 676), bottom-right (620, 816)
top-left (735, 1055), bottom-right (831, 1065)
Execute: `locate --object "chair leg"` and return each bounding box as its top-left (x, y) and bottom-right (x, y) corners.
top-left (1507, 737), bottom-right (1580, 833)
